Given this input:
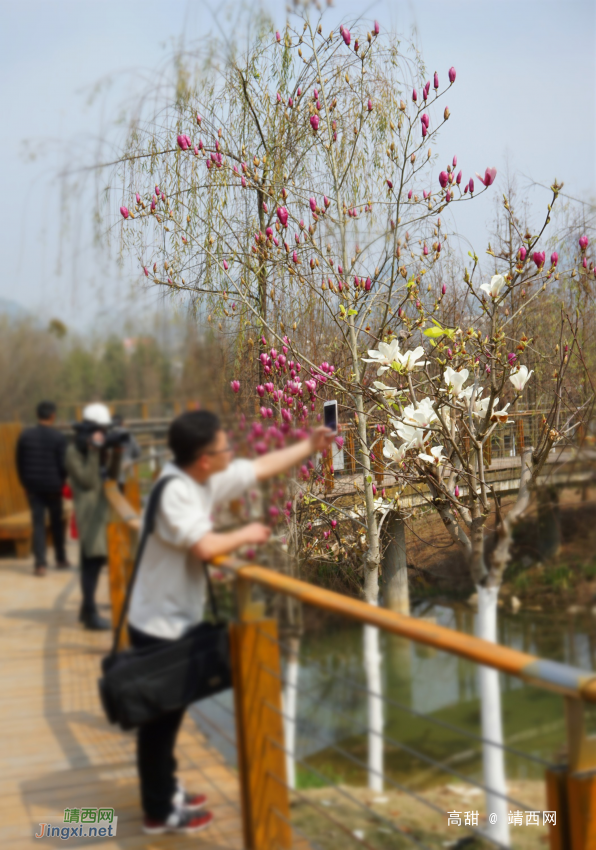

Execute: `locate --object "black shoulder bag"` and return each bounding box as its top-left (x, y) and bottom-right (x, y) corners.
top-left (98, 475), bottom-right (232, 730)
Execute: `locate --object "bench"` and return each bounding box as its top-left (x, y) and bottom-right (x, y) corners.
top-left (0, 423), bottom-right (32, 556)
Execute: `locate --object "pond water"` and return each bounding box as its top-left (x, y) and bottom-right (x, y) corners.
top-left (191, 601), bottom-right (596, 792)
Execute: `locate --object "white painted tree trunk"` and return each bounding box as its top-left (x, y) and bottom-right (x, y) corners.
top-left (364, 620), bottom-right (384, 791)
top-left (476, 585), bottom-right (510, 847)
top-left (283, 637), bottom-right (300, 791)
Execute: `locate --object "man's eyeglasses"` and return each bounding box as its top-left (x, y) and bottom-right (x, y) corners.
top-left (205, 444), bottom-right (233, 455)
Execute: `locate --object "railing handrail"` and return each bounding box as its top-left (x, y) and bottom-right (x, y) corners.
top-left (105, 481), bottom-right (596, 703)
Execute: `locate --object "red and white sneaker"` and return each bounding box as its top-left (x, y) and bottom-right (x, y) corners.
top-left (173, 780), bottom-right (207, 811)
top-left (143, 808), bottom-right (213, 835)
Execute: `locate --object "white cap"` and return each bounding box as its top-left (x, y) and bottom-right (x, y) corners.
top-left (82, 403), bottom-right (112, 427)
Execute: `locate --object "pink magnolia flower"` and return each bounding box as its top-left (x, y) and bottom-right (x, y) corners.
top-left (442, 283), bottom-right (446, 294)
top-left (446, 191), bottom-right (452, 202)
top-left (476, 167), bottom-right (497, 187)
top-left (120, 206), bottom-right (129, 219)
top-left (292, 251), bottom-right (298, 263)
top-left (309, 197), bottom-right (317, 212)
top-left (135, 192), bottom-right (141, 204)
top-left (277, 92), bottom-right (281, 102)
top-left (456, 170), bottom-right (462, 184)
top-left (241, 176), bottom-right (247, 188)
top-left (469, 178), bottom-right (475, 193)
top-left (342, 27), bottom-right (351, 46)
top-left (439, 171), bottom-right (449, 189)
top-left (277, 206), bottom-right (289, 227)
top-left (143, 266), bottom-right (149, 276)
top-left (365, 277), bottom-right (372, 290)
top-left (579, 234), bottom-right (589, 251)
top-left (454, 485), bottom-right (460, 498)
top-left (324, 195), bottom-right (330, 207)
top-left (422, 124), bottom-right (427, 138)
top-left (386, 179), bottom-right (393, 190)
top-left (518, 246), bottom-right (527, 262)
top-left (256, 385), bottom-right (265, 398)
top-left (408, 189), bottom-right (413, 199)
top-left (196, 114), bottom-right (202, 124)
top-left (412, 88), bottom-right (417, 102)
top-left (176, 134), bottom-right (191, 151)
top-left (266, 226), bottom-right (273, 238)
top-left (223, 260), bottom-right (229, 271)
top-left (367, 99), bottom-right (373, 111)
top-left (421, 113), bottom-right (429, 128)
top-left (276, 30), bottom-right (281, 42)
top-left (373, 20), bottom-right (380, 35)
top-left (434, 72), bottom-right (439, 89)
top-left (449, 67), bottom-right (456, 83)
top-left (550, 252), bottom-right (559, 267)
top-left (230, 380), bottom-right (240, 393)
top-left (532, 251), bottom-right (546, 268)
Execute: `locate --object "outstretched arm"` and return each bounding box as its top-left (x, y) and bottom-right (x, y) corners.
top-left (252, 427), bottom-right (336, 482)
top-left (191, 523), bottom-right (271, 561)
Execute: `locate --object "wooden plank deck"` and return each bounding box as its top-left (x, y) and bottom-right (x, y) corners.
top-left (0, 551), bottom-right (244, 849)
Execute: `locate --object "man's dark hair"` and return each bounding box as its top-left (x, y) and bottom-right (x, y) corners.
top-left (37, 401), bottom-right (57, 421)
top-left (168, 410), bottom-right (221, 467)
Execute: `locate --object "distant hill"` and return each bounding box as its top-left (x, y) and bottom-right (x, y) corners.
top-left (0, 298), bottom-right (29, 321)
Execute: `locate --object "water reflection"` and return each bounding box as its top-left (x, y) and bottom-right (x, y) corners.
top-left (294, 604), bottom-right (596, 787)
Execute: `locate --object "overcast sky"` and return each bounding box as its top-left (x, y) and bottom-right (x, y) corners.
top-left (1, 0), bottom-right (594, 333)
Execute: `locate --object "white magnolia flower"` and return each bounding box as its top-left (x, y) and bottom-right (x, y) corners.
top-left (403, 397), bottom-right (438, 427)
top-left (372, 381), bottom-right (398, 399)
top-left (491, 402), bottom-right (512, 423)
top-left (480, 274), bottom-right (507, 298)
top-left (509, 365), bottom-right (533, 391)
top-left (383, 438), bottom-right (407, 462)
top-left (396, 346), bottom-right (428, 372)
top-left (418, 445), bottom-right (445, 465)
top-left (362, 338), bottom-right (400, 375)
top-left (373, 496), bottom-right (392, 512)
top-left (443, 366), bottom-right (469, 397)
top-left (390, 420), bottom-right (426, 448)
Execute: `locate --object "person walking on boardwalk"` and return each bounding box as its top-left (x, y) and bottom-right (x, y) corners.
top-left (127, 409), bottom-right (334, 835)
top-left (66, 403), bottom-right (121, 630)
top-left (16, 401), bottom-right (69, 577)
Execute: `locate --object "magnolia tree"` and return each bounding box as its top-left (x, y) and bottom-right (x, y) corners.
top-left (104, 10), bottom-right (593, 839)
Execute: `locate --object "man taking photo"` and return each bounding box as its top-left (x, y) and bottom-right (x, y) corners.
top-left (127, 409), bottom-right (335, 835)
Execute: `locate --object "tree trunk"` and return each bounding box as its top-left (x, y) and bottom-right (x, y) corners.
top-left (363, 620), bottom-right (384, 791)
top-left (537, 486), bottom-right (561, 561)
top-left (476, 585), bottom-right (510, 847)
top-left (382, 512), bottom-right (409, 614)
top-left (283, 637), bottom-right (300, 791)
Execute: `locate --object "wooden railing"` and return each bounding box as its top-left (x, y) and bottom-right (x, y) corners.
top-left (105, 482), bottom-right (596, 850)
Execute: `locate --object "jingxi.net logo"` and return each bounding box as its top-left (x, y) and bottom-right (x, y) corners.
top-left (35, 808), bottom-right (117, 839)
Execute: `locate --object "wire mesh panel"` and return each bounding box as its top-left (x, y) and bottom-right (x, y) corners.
top-left (223, 584), bottom-right (580, 850)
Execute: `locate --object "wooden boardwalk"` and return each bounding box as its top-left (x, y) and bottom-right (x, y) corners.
top-left (0, 551), bottom-right (243, 849)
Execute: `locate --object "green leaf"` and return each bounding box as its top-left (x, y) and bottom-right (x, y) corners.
top-left (423, 327), bottom-right (445, 339)
top-left (347, 308), bottom-right (358, 315)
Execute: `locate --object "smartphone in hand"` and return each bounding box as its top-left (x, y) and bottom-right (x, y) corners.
top-left (323, 400), bottom-right (338, 433)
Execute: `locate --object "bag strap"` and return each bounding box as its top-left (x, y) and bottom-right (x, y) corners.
top-left (110, 475), bottom-right (176, 655)
top-left (203, 563), bottom-right (220, 622)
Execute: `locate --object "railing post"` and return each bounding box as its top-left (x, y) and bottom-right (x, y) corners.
top-left (230, 577), bottom-right (291, 850)
top-left (546, 696), bottom-right (596, 849)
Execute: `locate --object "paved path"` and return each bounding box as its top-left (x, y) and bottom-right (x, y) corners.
top-left (0, 553), bottom-right (243, 849)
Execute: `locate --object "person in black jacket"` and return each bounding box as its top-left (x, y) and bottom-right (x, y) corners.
top-left (16, 401), bottom-right (69, 576)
